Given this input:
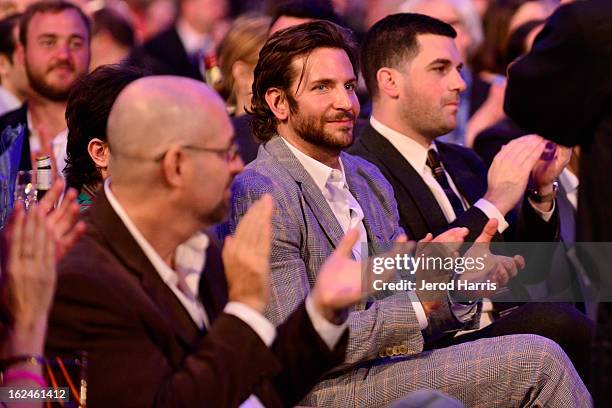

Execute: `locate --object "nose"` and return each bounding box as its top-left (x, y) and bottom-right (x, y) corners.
top-left (54, 42), bottom-right (71, 60)
top-left (450, 69), bottom-right (467, 94)
top-left (333, 87), bottom-right (354, 111)
top-left (230, 153), bottom-right (244, 175)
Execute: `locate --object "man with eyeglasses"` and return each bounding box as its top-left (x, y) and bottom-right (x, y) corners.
top-left (45, 76), bottom-right (386, 407)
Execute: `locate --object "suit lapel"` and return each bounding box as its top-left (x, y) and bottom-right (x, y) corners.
top-left (198, 237), bottom-right (228, 324)
top-left (359, 125), bottom-right (449, 234)
top-left (342, 153), bottom-right (383, 255)
top-left (90, 190), bottom-right (202, 346)
top-left (264, 137), bottom-right (345, 250)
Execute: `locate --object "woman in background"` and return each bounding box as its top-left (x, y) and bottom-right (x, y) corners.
top-left (215, 15), bottom-right (270, 164)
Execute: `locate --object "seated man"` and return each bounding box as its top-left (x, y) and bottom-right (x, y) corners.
top-left (348, 12), bottom-right (593, 378)
top-left (225, 20), bottom-right (591, 407)
top-left (45, 77), bottom-right (375, 407)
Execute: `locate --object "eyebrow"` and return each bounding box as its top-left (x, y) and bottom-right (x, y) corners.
top-left (37, 33), bottom-right (86, 41)
top-left (428, 58), bottom-right (464, 70)
top-left (309, 77), bottom-right (357, 86)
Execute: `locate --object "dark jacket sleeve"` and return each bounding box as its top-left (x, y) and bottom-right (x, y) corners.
top-left (272, 303), bottom-right (348, 407)
top-left (505, 2), bottom-right (591, 147)
top-left (47, 257), bottom-right (282, 408)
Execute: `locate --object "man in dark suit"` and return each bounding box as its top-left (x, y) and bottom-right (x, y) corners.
top-left (44, 76), bottom-right (386, 407)
top-left (127, 0), bottom-right (228, 80)
top-left (504, 0), bottom-right (612, 402)
top-left (348, 13), bottom-right (593, 381)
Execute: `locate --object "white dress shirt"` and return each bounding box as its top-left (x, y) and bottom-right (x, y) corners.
top-left (105, 179), bottom-right (277, 336)
top-left (176, 18), bottom-right (214, 56)
top-left (26, 112), bottom-right (67, 178)
top-left (282, 137), bottom-right (430, 330)
top-left (559, 168), bottom-right (579, 211)
top-left (0, 86), bottom-right (20, 116)
top-left (175, 18), bottom-right (214, 79)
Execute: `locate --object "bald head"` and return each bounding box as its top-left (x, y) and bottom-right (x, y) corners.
top-left (107, 76), bottom-right (230, 182)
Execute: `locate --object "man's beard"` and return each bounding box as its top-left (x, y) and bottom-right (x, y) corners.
top-left (288, 95), bottom-right (355, 150)
top-left (25, 60), bottom-right (78, 102)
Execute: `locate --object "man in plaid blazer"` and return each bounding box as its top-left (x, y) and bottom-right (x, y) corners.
top-left (225, 20), bottom-right (590, 407)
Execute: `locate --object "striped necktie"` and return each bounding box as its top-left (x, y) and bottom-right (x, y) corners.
top-left (426, 148), bottom-right (465, 217)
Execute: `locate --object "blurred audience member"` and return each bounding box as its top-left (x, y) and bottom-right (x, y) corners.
top-left (64, 64), bottom-right (147, 209)
top-left (127, 0), bottom-right (229, 80)
top-left (268, 0), bottom-right (342, 35)
top-left (0, 13), bottom-right (28, 116)
top-left (90, 7), bottom-right (135, 71)
top-left (215, 15), bottom-right (269, 164)
top-left (0, 0), bottom-right (90, 184)
top-left (400, 0), bottom-right (483, 61)
top-left (364, 0), bottom-right (405, 29)
top-left (473, 19), bottom-right (545, 168)
top-left (0, 0), bottom-right (17, 19)
top-left (0, 179), bottom-right (84, 408)
top-left (216, 15), bottom-right (269, 117)
top-left (471, 0), bottom-right (554, 78)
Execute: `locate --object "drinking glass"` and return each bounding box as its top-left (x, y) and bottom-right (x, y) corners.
top-left (14, 170), bottom-right (37, 210)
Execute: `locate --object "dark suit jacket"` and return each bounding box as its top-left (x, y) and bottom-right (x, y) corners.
top-left (505, 0), bottom-right (612, 242)
top-left (349, 123), bottom-right (557, 243)
top-left (231, 115), bottom-right (260, 165)
top-left (0, 105), bottom-right (29, 171)
top-left (46, 189), bottom-right (347, 408)
top-left (126, 25), bottom-right (202, 80)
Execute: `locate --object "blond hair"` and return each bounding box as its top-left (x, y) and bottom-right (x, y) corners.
top-left (215, 15), bottom-right (270, 108)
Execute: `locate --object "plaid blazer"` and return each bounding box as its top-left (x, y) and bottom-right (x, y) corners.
top-left (226, 136), bottom-right (468, 370)
top-left (224, 137), bottom-right (592, 407)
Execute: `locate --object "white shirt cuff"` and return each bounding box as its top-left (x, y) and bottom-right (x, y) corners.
top-left (224, 302), bottom-right (276, 347)
top-left (408, 291), bottom-right (429, 330)
top-left (305, 295), bottom-right (348, 350)
top-left (474, 198), bottom-right (510, 233)
top-left (528, 198), bottom-right (555, 222)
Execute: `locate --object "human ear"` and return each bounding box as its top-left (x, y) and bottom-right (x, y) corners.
top-left (160, 146), bottom-right (185, 188)
top-left (264, 87), bottom-right (289, 121)
top-left (377, 67), bottom-right (401, 99)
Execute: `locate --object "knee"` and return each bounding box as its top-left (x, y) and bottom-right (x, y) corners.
top-left (520, 303), bottom-right (594, 346)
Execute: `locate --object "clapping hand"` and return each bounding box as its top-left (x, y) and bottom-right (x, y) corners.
top-left (456, 219), bottom-right (525, 300)
top-left (223, 195), bottom-right (274, 314)
top-left (311, 231), bottom-right (408, 323)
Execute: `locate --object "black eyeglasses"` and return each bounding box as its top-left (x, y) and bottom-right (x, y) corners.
top-left (154, 143), bottom-right (240, 162)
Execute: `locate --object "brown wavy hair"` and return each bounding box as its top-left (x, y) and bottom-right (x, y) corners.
top-left (249, 20), bottom-right (359, 143)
